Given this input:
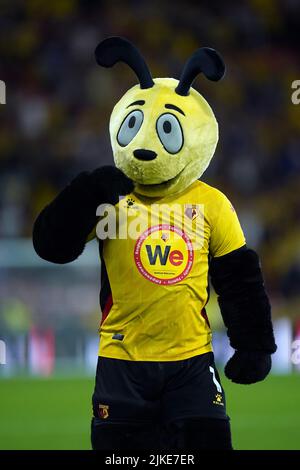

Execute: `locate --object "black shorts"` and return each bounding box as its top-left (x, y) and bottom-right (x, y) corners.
top-left (92, 352), bottom-right (229, 425)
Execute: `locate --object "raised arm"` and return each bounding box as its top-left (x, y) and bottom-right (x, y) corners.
top-left (32, 166), bottom-right (133, 264)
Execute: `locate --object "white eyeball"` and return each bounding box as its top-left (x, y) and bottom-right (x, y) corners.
top-left (156, 113), bottom-right (183, 154)
top-left (117, 110), bottom-right (144, 147)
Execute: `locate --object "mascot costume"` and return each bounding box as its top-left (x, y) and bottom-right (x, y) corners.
top-left (33, 37), bottom-right (277, 450)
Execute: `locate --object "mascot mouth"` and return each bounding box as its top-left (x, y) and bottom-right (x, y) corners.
top-left (132, 159), bottom-right (196, 198)
top-left (138, 165), bottom-right (186, 188)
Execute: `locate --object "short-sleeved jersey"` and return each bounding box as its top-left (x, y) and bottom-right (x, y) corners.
top-left (94, 180), bottom-right (245, 361)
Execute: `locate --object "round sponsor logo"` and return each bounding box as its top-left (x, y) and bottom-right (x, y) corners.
top-left (134, 224), bottom-right (194, 285)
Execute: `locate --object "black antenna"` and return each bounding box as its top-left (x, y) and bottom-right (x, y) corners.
top-left (175, 47), bottom-right (225, 96)
top-left (95, 37), bottom-right (154, 89)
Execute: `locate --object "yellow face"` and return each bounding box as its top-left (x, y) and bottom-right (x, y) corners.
top-left (110, 78), bottom-right (218, 198)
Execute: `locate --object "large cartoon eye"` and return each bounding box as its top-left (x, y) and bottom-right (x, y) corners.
top-left (156, 113), bottom-right (183, 154)
top-left (117, 110), bottom-right (144, 147)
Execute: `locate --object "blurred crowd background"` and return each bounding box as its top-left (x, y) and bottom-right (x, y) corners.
top-left (0, 0), bottom-right (299, 375)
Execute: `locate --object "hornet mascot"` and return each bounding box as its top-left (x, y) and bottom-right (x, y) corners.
top-left (33, 37), bottom-right (277, 450)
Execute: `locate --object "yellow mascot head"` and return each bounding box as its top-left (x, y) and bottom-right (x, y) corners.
top-left (95, 37), bottom-right (225, 198)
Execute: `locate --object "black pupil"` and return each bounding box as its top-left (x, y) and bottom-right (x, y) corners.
top-left (128, 116), bottom-right (136, 128)
top-left (163, 120), bottom-right (172, 133)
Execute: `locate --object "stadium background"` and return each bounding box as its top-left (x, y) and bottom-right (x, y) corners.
top-left (0, 0), bottom-right (299, 450)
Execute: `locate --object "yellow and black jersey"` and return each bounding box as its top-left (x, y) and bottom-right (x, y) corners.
top-left (92, 180), bottom-right (245, 362)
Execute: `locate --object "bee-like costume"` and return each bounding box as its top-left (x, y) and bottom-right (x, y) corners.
top-left (33, 37), bottom-right (276, 450)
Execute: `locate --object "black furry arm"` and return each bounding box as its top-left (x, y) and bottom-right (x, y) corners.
top-left (209, 246), bottom-right (277, 353)
top-left (32, 166), bottom-right (134, 264)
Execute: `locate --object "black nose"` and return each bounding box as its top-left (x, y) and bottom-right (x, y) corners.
top-left (133, 149), bottom-right (157, 161)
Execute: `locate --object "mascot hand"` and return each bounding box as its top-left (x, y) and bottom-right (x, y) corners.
top-left (90, 166), bottom-right (134, 206)
top-left (224, 351), bottom-right (272, 384)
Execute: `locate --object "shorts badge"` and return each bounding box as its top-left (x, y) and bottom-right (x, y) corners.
top-left (98, 404), bottom-right (109, 419)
